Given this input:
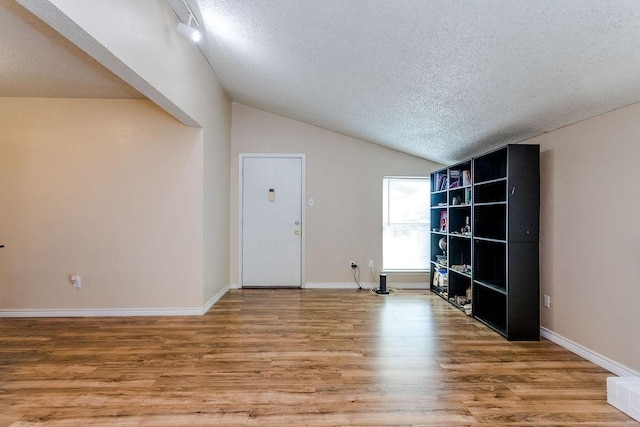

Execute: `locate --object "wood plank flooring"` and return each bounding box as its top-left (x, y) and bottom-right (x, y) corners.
top-left (0, 289), bottom-right (636, 426)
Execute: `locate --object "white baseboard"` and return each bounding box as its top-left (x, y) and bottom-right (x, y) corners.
top-left (304, 282), bottom-right (371, 289)
top-left (0, 307), bottom-right (203, 317)
top-left (303, 282), bottom-right (429, 290)
top-left (0, 285), bottom-right (231, 318)
top-left (541, 327), bottom-right (640, 377)
top-left (202, 285), bottom-right (231, 314)
top-left (607, 377), bottom-right (640, 422)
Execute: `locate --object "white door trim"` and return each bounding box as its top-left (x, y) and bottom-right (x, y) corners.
top-left (238, 153), bottom-right (306, 288)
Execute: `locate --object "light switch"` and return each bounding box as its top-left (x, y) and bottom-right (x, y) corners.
top-left (308, 198), bottom-right (314, 207)
top-left (268, 188), bottom-right (275, 202)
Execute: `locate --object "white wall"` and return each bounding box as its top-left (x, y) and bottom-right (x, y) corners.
top-left (528, 102), bottom-right (640, 373)
top-left (0, 98), bottom-right (203, 310)
top-left (231, 103), bottom-right (442, 287)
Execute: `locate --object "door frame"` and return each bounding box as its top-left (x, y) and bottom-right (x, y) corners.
top-left (238, 153), bottom-right (306, 288)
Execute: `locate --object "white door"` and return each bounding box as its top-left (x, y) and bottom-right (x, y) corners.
top-left (240, 155), bottom-right (304, 287)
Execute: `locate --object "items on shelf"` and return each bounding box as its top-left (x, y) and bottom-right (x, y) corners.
top-left (432, 268), bottom-right (448, 298)
top-left (462, 216), bottom-right (471, 235)
top-left (436, 255), bottom-right (447, 266)
top-left (463, 304), bottom-right (472, 316)
top-left (439, 212), bottom-right (448, 232)
top-left (450, 264), bottom-right (471, 274)
top-left (447, 283), bottom-right (473, 315)
top-left (438, 237), bottom-right (447, 254)
top-left (449, 295), bottom-right (471, 306)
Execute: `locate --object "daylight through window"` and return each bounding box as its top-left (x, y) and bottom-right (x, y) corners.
top-left (382, 177), bottom-right (430, 271)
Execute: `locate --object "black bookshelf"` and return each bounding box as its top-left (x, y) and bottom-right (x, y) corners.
top-left (430, 144), bottom-right (540, 341)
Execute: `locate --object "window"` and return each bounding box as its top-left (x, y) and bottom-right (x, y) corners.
top-left (382, 177), bottom-right (430, 271)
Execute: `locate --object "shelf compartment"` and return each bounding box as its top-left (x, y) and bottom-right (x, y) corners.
top-left (431, 170), bottom-right (448, 192)
top-left (474, 239), bottom-right (506, 288)
top-left (474, 204), bottom-right (506, 241)
top-left (430, 234), bottom-right (448, 265)
top-left (474, 146), bottom-right (507, 183)
top-left (473, 284), bottom-right (507, 336)
top-left (474, 279), bottom-right (506, 295)
top-left (450, 266), bottom-right (471, 278)
top-left (475, 315), bottom-right (507, 338)
top-left (449, 235), bottom-right (471, 269)
top-left (448, 206), bottom-right (471, 236)
top-left (431, 207), bottom-right (448, 233)
top-left (474, 179), bottom-right (506, 204)
top-left (448, 273), bottom-right (472, 308)
top-left (431, 191), bottom-right (447, 208)
top-left (430, 265), bottom-right (448, 297)
top-left (447, 162), bottom-right (472, 190)
top-left (448, 186), bottom-right (472, 207)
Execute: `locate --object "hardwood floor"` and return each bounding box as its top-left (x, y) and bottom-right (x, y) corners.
top-left (0, 289), bottom-right (635, 426)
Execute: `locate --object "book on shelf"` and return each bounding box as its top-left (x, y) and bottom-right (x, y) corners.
top-left (462, 170), bottom-right (471, 186)
top-left (434, 172), bottom-right (445, 192)
top-left (449, 170), bottom-right (460, 188)
top-left (440, 177), bottom-right (448, 191)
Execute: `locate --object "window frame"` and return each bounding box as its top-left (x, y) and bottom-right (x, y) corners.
top-left (382, 176), bottom-right (431, 273)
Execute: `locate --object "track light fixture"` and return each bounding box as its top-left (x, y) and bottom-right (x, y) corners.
top-left (177, 13), bottom-right (201, 42)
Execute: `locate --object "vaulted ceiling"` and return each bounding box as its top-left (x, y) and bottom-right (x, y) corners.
top-left (187, 0), bottom-right (640, 163)
top-left (3, 1), bottom-right (640, 164)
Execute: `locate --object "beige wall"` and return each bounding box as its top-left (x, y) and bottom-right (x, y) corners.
top-left (26, 0), bottom-right (233, 305)
top-left (0, 98), bottom-right (204, 309)
top-left (202, 101), bottom-right (232, 304)
top-left (231, 103), bottom-right (442, 286)
top-left (527, 102), bottom-right (640, 372)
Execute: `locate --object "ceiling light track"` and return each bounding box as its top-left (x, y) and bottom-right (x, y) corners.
top-left (163, 0), bottom-right (223, 81)
top-left (168, 0), bottom-right (201, 42)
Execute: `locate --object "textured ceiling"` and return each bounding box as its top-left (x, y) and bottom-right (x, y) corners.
top-left (189, 0), bottom-right (640, 164)
top-left (4, 1), bottom-right (640, 164)
top-left (0, 1), bottom-right (143, 100)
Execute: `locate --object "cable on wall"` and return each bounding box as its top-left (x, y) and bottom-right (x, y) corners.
top-left (353, 265), bottom-right (362, 289)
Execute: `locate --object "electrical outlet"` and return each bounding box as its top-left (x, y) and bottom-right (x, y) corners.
top-left (543, 294), bottom-right (551, 308)
top-left (349, 261), bottom-right (357, 269)
top-left (70, 275), bottom-right (81, 288)
top-left (368, 260), bottom-right (374, 268)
